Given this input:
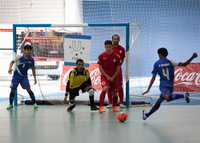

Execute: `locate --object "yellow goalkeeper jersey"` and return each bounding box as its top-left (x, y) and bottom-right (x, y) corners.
top-left (68, 68), bottom-right (90, 89)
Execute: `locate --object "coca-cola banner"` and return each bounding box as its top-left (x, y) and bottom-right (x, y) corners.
top-left (174, 63), bottom-right (200, 92)
top-left (60, 63), bottom-right (101, 91)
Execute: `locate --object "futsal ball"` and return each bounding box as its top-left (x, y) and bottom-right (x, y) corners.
top-left (117, 112), bottom-right (127, 122)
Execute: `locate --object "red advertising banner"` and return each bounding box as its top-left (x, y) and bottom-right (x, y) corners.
top-left (60, 63), bottom-right (200, 92)
top-left (60, 63), bottom-right (102, 91)
top-left (174, 63), bottom-right (200, 92)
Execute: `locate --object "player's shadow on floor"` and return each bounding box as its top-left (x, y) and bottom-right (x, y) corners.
top-left (142, 123), bottom-right (172, 143)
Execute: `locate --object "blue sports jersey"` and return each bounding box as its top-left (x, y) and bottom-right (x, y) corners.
top-left (12, 53), bottom-right (35, 78)
top-left (152, 58), bottom-right (180, 87)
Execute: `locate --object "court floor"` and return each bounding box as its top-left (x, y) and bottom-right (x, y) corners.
top-left (0, 103), bottom-right (200, 143)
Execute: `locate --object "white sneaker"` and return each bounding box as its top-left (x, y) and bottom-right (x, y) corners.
top-left (107, 104), bottom-right (112, 108)
top-left (119, 103), bottom-right (126, 108)
top-left (142, 110), bottom-right (147, 120)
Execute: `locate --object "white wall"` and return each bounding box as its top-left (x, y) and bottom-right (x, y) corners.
top-left (65, 0), bottom-right (83, 33)
top-left (0, 0), bottom-right (65, 24)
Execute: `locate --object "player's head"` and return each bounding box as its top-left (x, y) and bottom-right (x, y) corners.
top-left (112, 34), bottom-right (120, 46)
top-left (76, 59), bottom-right (84, 72)
top-left (104, 40), bottom-right (113, 55)
top-left (158, 47), bottom-right (168, 57)
top-left (24, 42), bottom-right (33, 56)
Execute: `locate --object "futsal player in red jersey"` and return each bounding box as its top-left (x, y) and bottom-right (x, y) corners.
top-left (107, 34), bottom-right (126, 108)
top-left (98, 40), bottom-right (121, 113)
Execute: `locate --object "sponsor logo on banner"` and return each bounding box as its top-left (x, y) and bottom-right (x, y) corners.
top-left (174, 63), bottom-right (200, 92)
top-left (60, 63), bottom-right (102, 91)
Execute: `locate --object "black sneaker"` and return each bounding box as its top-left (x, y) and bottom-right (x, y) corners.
top-left (67, 104), bottom-right (75, 112)
top-left (91, 105), bottom-right (99, 111)
top-left (184, 92), bottom-right (190, 103)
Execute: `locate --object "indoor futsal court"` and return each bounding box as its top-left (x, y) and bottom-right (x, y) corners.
top-left (1, 0), bottom-right (200, 143)
top-left (0, 103), bottom-right (199, 143)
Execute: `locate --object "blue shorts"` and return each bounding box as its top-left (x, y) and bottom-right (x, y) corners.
top-left (159, 86), bottom-right (173, 100)
top-left (10, 76), bottom-right (30, 89)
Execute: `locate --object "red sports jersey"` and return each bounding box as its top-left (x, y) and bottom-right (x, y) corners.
top-left (98, 52), bottom-right (120, 77)
top-left (112, 45), bottom-right (125, 65)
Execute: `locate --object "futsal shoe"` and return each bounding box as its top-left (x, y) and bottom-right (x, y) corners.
top-left (106, 104), bottom-right (112, 108)
top-left (184, 92), bottom-right (190, 103)
top-left (33, 103), bottom-right (38, 109)
top-left (7, 104), bottom-right (13, 110)
top-left (99, 106), bottom-right (105, 113)
top-left (67, 104), bottom-right (75, 112)
top-left (91, 105), bottom-right (99, 111)
top-left (112, 106), bottom-right (119, 112)
top-left (142, 110), bottom-right (147, 120)
top-left (119, 103), bottom-right (126, 108)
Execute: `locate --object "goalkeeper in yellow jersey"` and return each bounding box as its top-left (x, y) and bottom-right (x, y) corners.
top-left (63, 59), bottom-right (99, 112)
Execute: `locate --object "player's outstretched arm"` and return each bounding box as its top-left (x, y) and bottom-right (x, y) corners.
top-left (179, 53), bottom-right (198, 66)
top-left (8, 61), bottom-right (14, 74)
top-left (32, 68), bottom-right (37, 84)
top-left (142, 74), bottom-right (156, 95)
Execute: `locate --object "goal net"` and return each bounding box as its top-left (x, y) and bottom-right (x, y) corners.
top-left (13, 23), bottom-right (147, 106)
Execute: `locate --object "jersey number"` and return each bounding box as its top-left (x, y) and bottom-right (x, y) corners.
top-left (162, 68), bottom-right (170, 80)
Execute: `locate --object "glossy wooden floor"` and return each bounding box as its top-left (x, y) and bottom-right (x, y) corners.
top-left (0, 103), bottom-right (199, 143)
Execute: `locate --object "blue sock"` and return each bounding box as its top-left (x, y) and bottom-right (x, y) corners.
top-left (9, 92), bottom-right (14, 105)
top-left (146, 103), bottom-right (160, 117)
top-left (29, 91), bottom-right (36, 104)
top-left (169, 94), bottom-right (184, 101)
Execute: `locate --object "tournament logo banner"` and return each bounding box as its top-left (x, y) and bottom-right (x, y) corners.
top-left (64, 35), bottom-right (91, 67)
top-left (174, 63), bottom-right (200, 92)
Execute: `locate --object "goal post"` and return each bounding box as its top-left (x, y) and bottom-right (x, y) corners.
top-left (12, 23), bottom-right (141, 107)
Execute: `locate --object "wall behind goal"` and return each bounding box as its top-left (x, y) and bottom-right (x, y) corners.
top-left (0, 0), bottom-right (65, 24)
top-left (82, 0), bottom-right (200, 77)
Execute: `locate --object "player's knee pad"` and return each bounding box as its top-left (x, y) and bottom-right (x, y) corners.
top-left (88, 88), bottom-right (94, 96)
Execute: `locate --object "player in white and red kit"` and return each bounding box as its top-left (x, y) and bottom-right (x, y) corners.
top-left (98, 40), bottom-right (121, 113)
top-left (107, 34), bottom-right (126, 108)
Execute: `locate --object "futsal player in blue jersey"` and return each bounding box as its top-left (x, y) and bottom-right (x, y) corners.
top-left (142, 48), bottom-right (197, 120)
top-left (7, 42), bottom-right (38, 110)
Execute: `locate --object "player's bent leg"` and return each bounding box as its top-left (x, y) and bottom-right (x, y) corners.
top-left (142, 98), bottom-right (163, 120)
top-left (87, 88), bottom-right (99, 111)
top-left (166, 94), bottom-right (185, 102)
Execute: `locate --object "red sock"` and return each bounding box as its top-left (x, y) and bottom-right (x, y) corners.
top-left (99, 91), bottom-right (106, 106)
top-left (107, 88), bottom-right (112, 104)
top-left (118, 88), bottom-right (124, 104)
top-left (112, 96), bottom-right (118, 106)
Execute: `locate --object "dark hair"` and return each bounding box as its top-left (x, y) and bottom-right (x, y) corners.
top-left (104, 40), bottom-right (112, 45)
top-left (112, 34), bottom-right (120, 39)
top-left (24, 45), bottom-right (33, 50)
top-left (76, 59), bottom-right (84, 64)
top-left (157, 47), bottom-right (168, 57)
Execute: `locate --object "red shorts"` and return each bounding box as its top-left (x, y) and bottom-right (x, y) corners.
top-left (117, 70), bottom-right (123, 85)
top-left (101, 75), bottom-right (119, 92)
